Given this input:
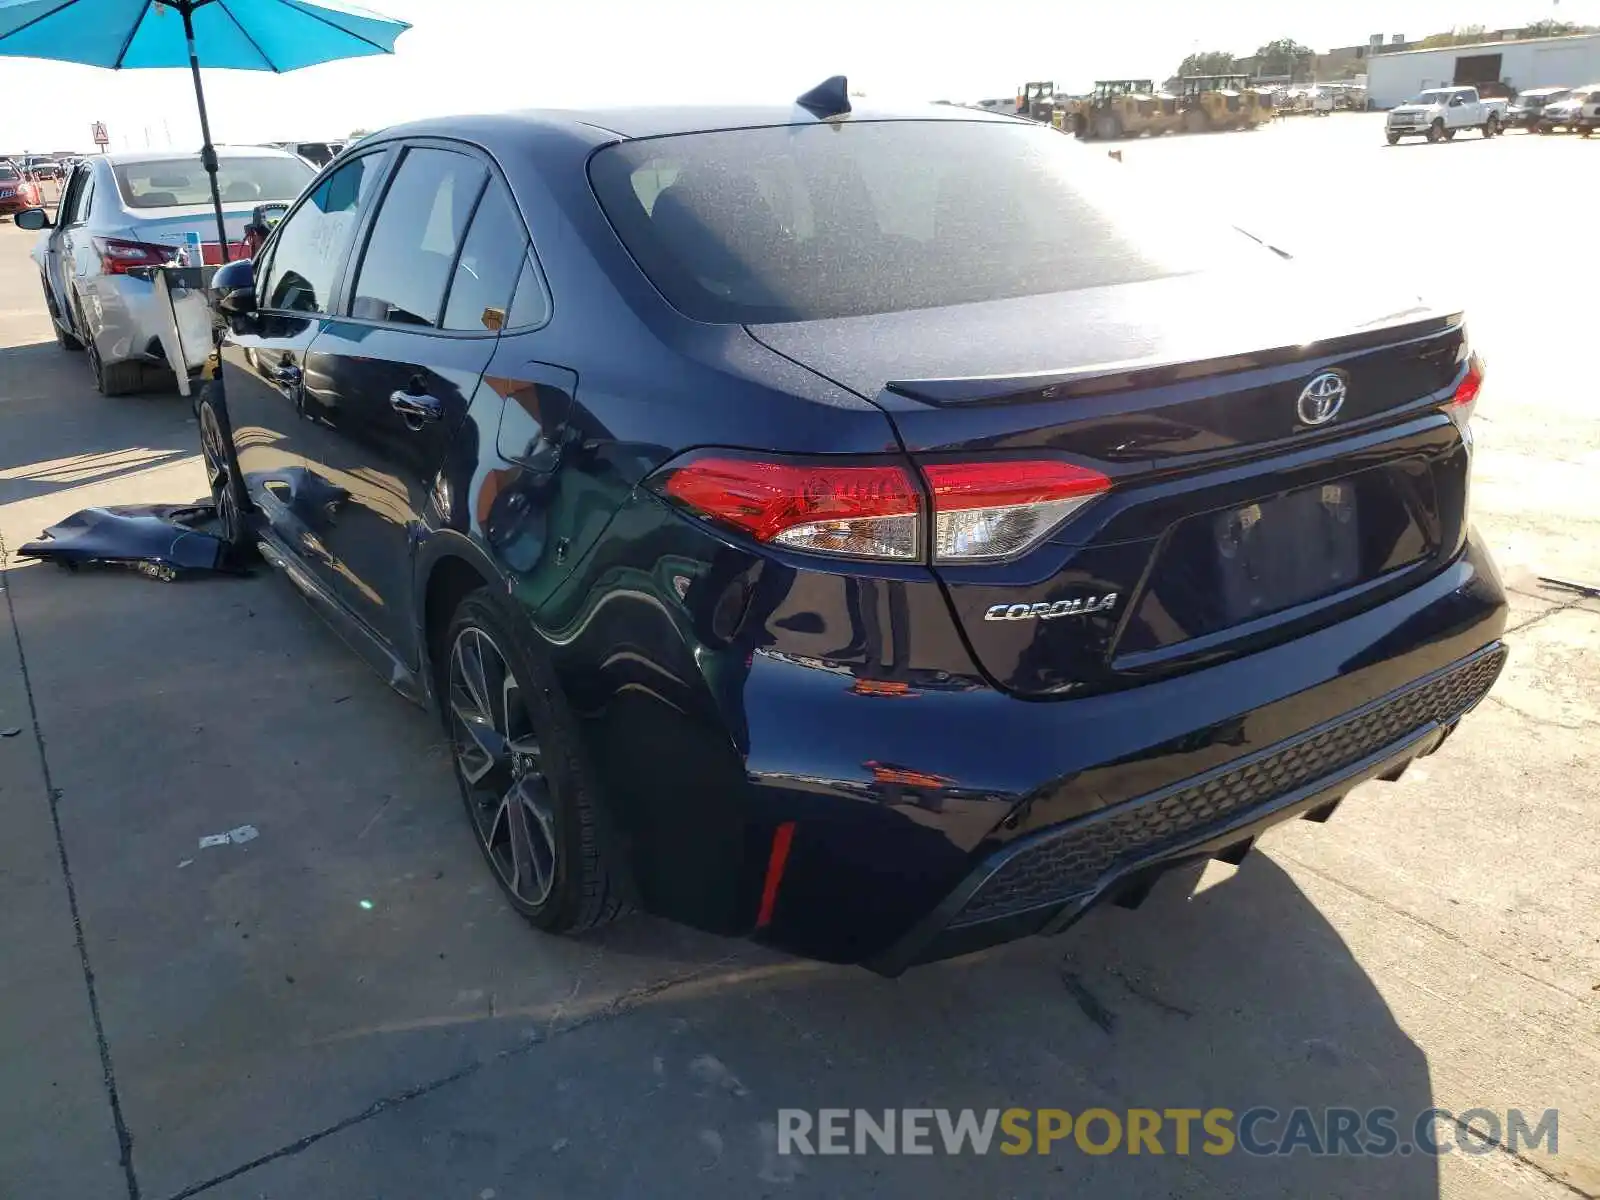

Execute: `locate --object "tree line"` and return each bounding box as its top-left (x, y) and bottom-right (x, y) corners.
top-left (1177, 21), bottom-right (1586, 80)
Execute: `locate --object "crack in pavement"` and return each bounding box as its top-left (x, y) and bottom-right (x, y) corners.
top-left (1502, 599), bottom-right (1584, 637)
top-left (160, 954), bottom-right (746, 1200)
top-left (1482, 692), bottom-right (1597, 733)
top-left (0, 528), bottom-right (142, 1200)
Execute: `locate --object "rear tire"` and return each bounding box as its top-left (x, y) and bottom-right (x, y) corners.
top-left (196, 380), bottom-right (255, 558)
top-left (1485, 115), bottom-right (1500, 137)
top-left (74, 292), bottom-right (142, 396)
top-left (442, 588), bottom-right (632, 935)
top-left (1094, 113), bottom-right (1121, 140)
top-left (1184, 109), bottom-right (1209, 134)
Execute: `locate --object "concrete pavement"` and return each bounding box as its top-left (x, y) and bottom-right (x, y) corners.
top-left (1, 115), bottom-right (1597, 1199)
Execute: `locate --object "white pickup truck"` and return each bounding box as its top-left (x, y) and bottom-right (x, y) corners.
top-left (1385, 86), bottom-right (1508, 144)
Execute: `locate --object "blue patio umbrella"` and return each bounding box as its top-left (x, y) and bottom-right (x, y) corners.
top-left (0, 0), bottom-right (410, 258)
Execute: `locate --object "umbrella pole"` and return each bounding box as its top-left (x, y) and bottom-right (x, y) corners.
top-left (181, 4), bottom-right (230, 262)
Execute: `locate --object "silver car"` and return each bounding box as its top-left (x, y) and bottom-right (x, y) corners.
top-left (21, 147), bottom-right (315, 395)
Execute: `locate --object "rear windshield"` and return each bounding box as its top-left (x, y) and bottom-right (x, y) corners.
top-left (589, 119), bottom-right (1266, 324)
top-left (111, 156), bottom-right (314, 209)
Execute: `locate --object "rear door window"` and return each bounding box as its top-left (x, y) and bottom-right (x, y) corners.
top-left (350, 147), bottom-right (486, 327)
top-left (441, 181), bottom-right (530, 332)
top-left (258, 151), bottom-right (384, 314)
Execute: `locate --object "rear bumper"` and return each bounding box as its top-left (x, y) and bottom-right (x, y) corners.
top-left (83, 275), bottom-right (213, 372)
top-left (739, 531), bottom-right (1507, 968)
top-left (868, 642), bottom-right (1503, 974)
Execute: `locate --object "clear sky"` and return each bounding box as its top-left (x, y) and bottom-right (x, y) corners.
top-left (1, 0), bottom-right (1595, 153)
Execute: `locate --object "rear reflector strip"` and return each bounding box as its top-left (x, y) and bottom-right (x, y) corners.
top-left (755, 821), bottom-right (796, 929)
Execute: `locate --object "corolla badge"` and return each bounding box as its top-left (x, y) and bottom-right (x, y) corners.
top-left (1297, 371), bottom-right (1349, 426)
top-left (984, 594), bottom-right (1119, 622)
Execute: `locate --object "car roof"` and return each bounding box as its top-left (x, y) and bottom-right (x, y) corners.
top-left (98, 145), bottom-right (305, 165)
top-left (368, 102), bottom-right (1020, 148)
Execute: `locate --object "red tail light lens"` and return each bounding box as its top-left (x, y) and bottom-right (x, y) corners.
top-left (923, 460), bottom-right (1111, 561)
top-left (656, 455), bottom-right (1111, 563)
top-left (660, 456), bottom-right (921, 560)
top-left (93, 237), bottom-right (175, 276)
top-left (1446, 352), bottom-right (1483, 426)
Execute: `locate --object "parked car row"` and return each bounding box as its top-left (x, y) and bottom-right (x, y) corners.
top-left (1530, 85), bottom-right (1600, 134)
top-left (1397, 82), bottom-right (1599, 141)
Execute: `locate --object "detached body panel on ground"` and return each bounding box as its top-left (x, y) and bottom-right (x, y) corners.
top-left (197, 104), bottom-right (1508, 970)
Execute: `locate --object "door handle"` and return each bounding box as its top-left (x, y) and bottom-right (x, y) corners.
top-left (390, 390), bottom-right (443, 427)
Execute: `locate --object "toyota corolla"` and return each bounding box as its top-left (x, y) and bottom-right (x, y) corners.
top-left (197, 84), bottom-right (1507, 972)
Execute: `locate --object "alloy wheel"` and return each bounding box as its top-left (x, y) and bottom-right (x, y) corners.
top-left (198, 404), bottom-right (242, 544)
top-left (448, 626), bottom-right (557, 908)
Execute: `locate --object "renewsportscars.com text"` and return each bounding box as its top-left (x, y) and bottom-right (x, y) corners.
top-left (776, 1107), bottom-right (1559, 1158)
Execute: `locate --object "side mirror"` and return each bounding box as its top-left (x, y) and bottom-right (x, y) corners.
top-left (13, 207), bottom-right (50, 231)
top-left (211, 257), bottom-right (257, 325)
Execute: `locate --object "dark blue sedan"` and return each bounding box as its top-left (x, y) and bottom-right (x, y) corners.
top-left (200, 82), bottom-right (1507, 972)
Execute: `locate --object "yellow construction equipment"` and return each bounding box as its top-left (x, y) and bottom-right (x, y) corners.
top-left (1015, 81), bottom-right (1057, 124)
top-left (1177, 75), bottom-right (1262, 132)
top-left (1070, 79), bottom-right (1180, 139)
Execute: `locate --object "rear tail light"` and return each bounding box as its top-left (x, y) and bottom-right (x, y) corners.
top-left (659, 456), bottom-right (921, 560)
top-left (654, 454), bottom-right (1110, 563)
top-left (1445, 352), bottom-right (1484, 427)
top-left (924, 460), bottom-right (1111, 562)
top-left (93, 237), bottom-right (176, 276)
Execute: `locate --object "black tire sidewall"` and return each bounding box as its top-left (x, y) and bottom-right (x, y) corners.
top-left (442, 588), bottom-right (627, 933)
top-left (196, 384), bottom-right (253, 553)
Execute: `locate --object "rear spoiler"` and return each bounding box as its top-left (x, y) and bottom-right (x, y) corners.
top-left (885, 309), bottom-right (1463, 408)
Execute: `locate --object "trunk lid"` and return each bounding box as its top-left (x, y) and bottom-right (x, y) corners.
top-left (749, 271), bottom-right (1472, 698)
top-left (115, 204), bottom-right (258, 263)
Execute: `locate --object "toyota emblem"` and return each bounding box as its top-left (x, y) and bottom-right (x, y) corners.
top-left (1297, 371), bottom-right (1348, 426)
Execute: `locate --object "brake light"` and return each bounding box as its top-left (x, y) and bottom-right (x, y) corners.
top-left (1445, 352), bottom-right (1484, 426)
top-left (656, 454), bottom-right (1111, 563)
top-left (660, 456), bottom-right (921, 560)
top-left (923, 460), bottom-right (1111, 561)
top-left (93, 237), bottom-right (175, 276)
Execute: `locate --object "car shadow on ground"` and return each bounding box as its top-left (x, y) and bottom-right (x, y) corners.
top-left (200, 853), bottom-right (1443, 1199)
top-left (0, 341), bottom-right (199, 509)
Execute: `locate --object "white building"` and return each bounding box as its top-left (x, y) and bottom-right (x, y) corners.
top-left (1366, 32), bottom-right (1600, 107)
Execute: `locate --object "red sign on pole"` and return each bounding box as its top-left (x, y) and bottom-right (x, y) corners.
top-left (91, 121), bottom-right (109, 146)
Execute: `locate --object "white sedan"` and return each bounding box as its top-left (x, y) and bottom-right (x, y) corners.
top-left (18, 146), bottom-right (314, 395)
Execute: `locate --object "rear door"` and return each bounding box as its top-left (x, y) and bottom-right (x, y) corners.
top-left (298, 142), bottom-right (518, 661)
top-left (220, 147), bottom-right (390, 569)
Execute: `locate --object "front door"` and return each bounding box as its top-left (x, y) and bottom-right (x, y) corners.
top-left (297, 144), bottom-right (526, 661)
top-left (219, 147), bottom-right (390, 567)
top-left (45, 165), bottom-right (91, 326)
